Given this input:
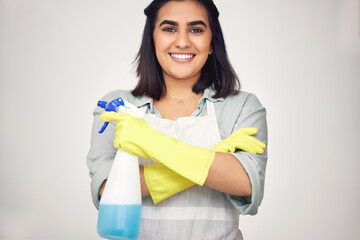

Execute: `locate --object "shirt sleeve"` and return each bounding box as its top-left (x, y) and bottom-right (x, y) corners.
top-left (225, 93), bottom-right (268, 215)
top-left (86, 91), bottom-right (118, 209)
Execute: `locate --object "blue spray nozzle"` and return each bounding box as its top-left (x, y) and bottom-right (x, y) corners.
top-left (97, 101), bottom-right (107, 109)
top-left (97, 97), bottom-right (125, 133)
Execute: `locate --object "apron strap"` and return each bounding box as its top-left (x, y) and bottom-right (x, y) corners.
top-left (206, 100), bottom-right (222, 142)
top-left (206, 100), bottom-right (216, 117)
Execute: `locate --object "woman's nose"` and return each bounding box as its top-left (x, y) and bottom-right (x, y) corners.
top-left (174, 31), bottom-right (191, 48)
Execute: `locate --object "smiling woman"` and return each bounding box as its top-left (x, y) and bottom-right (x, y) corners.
top-left (153, 1), bottom-right (212, 85)
top-left (87, 0), bottom-right (268, 239)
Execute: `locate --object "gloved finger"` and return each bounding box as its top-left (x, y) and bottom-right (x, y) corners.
top-left (224, 138), bottom-right (264, 154)
top-left (231, 141), bottom-right (262, 154)
top-left (224, 135), bottom-right (266, 150)
top-left (240, 139), bottom-right (265, 154)
top-left (99, 112), bottom-right (128, 122)
top-left (232, 127), bottom-right (258, 136)
top-left (113, 138), bottom-right (122, 149)
top-left (216, 142), bottom-right (235, 153)
top-left (238, 135), bottom-right (266, 149)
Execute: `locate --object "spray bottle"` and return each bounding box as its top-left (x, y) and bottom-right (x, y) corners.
top-left (96, 97), bottom-right (145, 240)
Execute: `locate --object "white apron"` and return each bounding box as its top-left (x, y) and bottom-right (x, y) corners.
top-left (138, 100), bottom-right (243, 240)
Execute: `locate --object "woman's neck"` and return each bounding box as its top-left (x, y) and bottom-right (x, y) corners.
top-left (163, 73), bottom-right (201, 98)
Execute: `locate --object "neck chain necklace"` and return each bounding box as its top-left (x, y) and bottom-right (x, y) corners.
top-left (166, 94), bottom-right (198, 104)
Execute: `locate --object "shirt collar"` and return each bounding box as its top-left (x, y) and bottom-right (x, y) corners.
top-left (201, 87), bottom-right (225, 103)
top-left (195, 87), bottom-right (225, 109)
top-left (130, 94), bottom-right (153, 109)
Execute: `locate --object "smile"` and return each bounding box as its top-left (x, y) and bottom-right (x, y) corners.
top-left (169, 53), bottom-right (195, 61)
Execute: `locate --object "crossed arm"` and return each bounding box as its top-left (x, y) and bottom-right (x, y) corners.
top-left (99, 152), bottom-right (252, 199)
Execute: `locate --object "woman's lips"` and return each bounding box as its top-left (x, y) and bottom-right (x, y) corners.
top-left (169, 53), bottom-right (195, 62)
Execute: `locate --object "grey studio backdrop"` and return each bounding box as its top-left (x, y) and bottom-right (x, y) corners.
top-left (0, 0), bottom-right (359, 239)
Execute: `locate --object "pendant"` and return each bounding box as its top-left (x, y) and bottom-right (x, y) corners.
top-left (178, 100), bottom-right (184, 104)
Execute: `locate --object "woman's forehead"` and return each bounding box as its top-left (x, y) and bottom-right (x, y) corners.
top-left (156, 1), bottom-right (209, 24)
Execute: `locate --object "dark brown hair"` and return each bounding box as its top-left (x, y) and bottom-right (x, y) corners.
top-left (132, 0), bottom-right (240, 100)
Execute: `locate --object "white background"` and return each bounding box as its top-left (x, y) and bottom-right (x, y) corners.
top-left (1, 0), bottom-right (359, 239)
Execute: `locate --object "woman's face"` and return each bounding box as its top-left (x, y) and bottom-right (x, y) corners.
top-left (153, 0), bottom-right (212, 83)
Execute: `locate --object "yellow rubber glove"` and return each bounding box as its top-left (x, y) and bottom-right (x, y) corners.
top-left (144, 128), bottom-right (266, 204)
top-left (212, 127), bottom-right (266, 154)
top-left (100, 112), bottom-right (215, 186)
top-left (144, 165), bottom-right (195, 204)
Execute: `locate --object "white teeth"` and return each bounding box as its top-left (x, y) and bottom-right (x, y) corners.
top-left (170, 54), bottom-right (194, 60)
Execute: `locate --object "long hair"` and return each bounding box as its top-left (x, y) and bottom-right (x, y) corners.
top-left (132, 0), bottom-right (240, 100)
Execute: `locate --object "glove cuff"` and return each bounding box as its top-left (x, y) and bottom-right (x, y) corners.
top-left (144, 164), bottom-right (195, 204)
top-left (148, 135), bottom-right (216, 186)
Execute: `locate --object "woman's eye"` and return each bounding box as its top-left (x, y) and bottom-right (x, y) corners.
top-left (190, 28), bottom-right (203, 33)
top-left (163, 27), bottom-right (176, 33)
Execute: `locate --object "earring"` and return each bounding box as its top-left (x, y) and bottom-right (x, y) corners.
top-left (209, 49), bottom-right (213, 55)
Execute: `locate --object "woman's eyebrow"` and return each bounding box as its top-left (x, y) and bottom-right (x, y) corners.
top-left (159, 20), bottom-right (178, 27)
top-left (159, 20), bottom-right (207, 28)
top-left (187, 20), bottom-right (207, 28)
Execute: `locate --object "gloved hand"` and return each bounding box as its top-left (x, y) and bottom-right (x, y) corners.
top-left (212, 127), bottom-right (266, 154)
top-left (144, 128), bottom-right (266, 204)
top-left (100, 112), bottom-right (215, 186)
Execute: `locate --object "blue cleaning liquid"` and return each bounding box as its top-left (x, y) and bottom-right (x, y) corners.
top-left (97, 204), bottom-right (142, 240)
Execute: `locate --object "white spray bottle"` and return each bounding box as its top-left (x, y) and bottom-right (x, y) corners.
top-left (96, 97), bottom-right (145, 240)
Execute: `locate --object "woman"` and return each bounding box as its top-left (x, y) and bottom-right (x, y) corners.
top-left (87, 0), bottom-right (268, 239)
